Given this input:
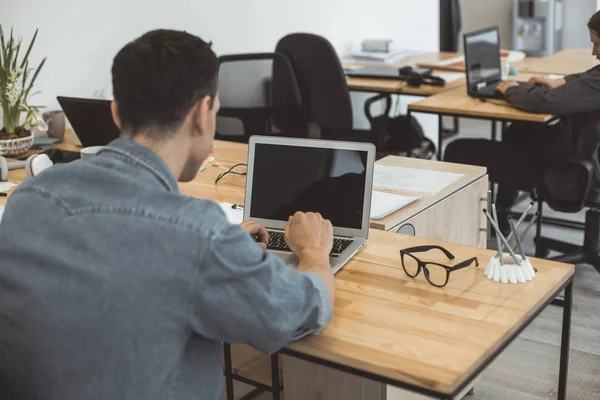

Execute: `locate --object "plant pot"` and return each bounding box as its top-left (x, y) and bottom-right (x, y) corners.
top-left (0, 130), bottom-right (35, 157)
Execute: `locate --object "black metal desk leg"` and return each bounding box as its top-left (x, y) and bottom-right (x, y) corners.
top-left (223, 344), bottom-right (234, 400)
top-left (438, 115), bottom-right (444, 161)
top-left (535, 201), bottom-right (544, 257)
top-left (453, 116), bottom-right (460, 134)
top-left (558, 280), bottom-right (573, 400)
top-left (491, 120), bottom-right (497, 141)
top-left (271, 353), bottom-right (281, 400)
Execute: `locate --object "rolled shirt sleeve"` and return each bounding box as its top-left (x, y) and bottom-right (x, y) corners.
top-left (189, 223), bottom-right (333, 354)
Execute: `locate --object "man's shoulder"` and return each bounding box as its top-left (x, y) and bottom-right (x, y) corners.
top-left (10, 164), bottom-right (232, 238)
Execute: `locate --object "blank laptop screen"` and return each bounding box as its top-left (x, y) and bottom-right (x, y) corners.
top-left (249, 143), bottom-right (368, 230)
top-left (465, 28), bottom-right (501, 87)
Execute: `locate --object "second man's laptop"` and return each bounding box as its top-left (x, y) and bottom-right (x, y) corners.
top-left (464, 26), bottom-right (526, 99)
top-left (57, 96), bottom-right (120, 147)
top-left (244, 136), bottom-right (375, 274)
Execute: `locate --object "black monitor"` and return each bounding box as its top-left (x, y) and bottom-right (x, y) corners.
top-left (463, 26), bottom-right (502, 96)
top-left (57, 96), bottom-right (120, 147)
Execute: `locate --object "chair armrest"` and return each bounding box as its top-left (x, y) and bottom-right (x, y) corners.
top-left (364, 94), bottom-right (392, 123)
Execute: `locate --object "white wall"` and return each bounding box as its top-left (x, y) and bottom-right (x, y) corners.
top-left (460, 0), bottom-right (596, 53)
top-left (563, 0), bottom-right (596, 48)
top-left (459, 0), bottom-right (514, 50)
top-left (2, 0), bottom-right (439, 110)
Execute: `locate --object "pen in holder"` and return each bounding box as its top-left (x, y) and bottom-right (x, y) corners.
top-left (482, 203), bottom-right (538, 284)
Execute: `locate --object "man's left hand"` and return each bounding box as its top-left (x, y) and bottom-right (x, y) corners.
top-left (496, 81), bottom-right (520, 94)
top-left (240, 219), bottom-right (269, 250)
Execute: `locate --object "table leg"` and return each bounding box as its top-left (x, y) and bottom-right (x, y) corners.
top-left (453, 117), bottom-right (460, 135)
top-left (438, 115), bottom-right (444, 161)
top-left (223, 344), bottom-right (235, 400)
top-left (271, 353), bottom-right (281, 400)
top-left (558, 280), bottom-right (573, 400)
top-left (491, 120), bottom-right (497, 142)
top-left (535, 201), bottom-right (544, 258)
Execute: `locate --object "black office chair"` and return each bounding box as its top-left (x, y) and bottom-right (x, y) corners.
top-left (274, 33), bottom-right (392, 150)
top-left (536, 118), bottom-right (600, 274)
top-left (215, 52), bottom-right (305, 143)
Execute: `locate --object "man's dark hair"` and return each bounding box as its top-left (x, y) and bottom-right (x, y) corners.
top-left (112, 29), bottom-right (218, 138)
top-left (588, 10), bottom-right (600, 34)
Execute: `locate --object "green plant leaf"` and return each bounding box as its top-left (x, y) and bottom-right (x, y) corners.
top-left (19, 28), bottom-right (38, 70)
top-left (6, 27), bottom-right (14, 77)
top-left (11, 38), bottom-right (22, 71)
top-left (22, 57), bottom-right (45, 101)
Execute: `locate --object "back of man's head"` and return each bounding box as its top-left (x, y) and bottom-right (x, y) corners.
top-left (111, 29), bottom-right (218, 139)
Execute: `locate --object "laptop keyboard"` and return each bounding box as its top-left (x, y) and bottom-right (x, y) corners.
top-left (266, 231), bottom-right (353, 257)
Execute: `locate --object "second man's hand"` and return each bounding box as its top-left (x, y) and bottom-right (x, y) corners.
top-left (240, 219), bottom-right (269, 250)
top-left (527, 75), bottom-right (566, 89)
top-left (496, 81), bottom-right (520, 94)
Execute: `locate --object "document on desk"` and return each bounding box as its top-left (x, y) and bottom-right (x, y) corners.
top-left (373, 165), bottom-right (463, 194)
top-left (0, 182), bottom-right (17, 192)
top-left (370, 191), bottom-right (420, 220)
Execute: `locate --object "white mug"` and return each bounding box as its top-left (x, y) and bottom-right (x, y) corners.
top-left (80, 146), bottom-right (105, 160)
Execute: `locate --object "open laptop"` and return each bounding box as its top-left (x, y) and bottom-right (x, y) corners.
top-left (244, 136), bottom-right (375, 274)
top-left (57, 96), bottom-right (120, 147)
top-left (464, 26), bottom-right (525, 99)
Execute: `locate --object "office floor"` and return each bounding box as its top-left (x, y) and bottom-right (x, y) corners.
top-left (225, 118), bottom-right (600, 399)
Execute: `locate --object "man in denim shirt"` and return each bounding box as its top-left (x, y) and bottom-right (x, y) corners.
top-left (0, 30), bottom-right (335, 400)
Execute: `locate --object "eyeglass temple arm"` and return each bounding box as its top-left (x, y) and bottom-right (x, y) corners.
top-left (401, 245), bottom-right (455, 260)
top-left (448, 257), bottom-right (479, 272)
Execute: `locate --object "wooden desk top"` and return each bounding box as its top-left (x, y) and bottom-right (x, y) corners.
top-left (407, 76), bottom-right (555, 123)
top-left (347, 73), bottom-right (464, 97)
top-left (1, 140), bottom-right (486, 233)
top-left (283, 229), bottom-right (574, 394)
top-left (344, 52), bottom-right (465, 96)
top-left (513, 48), bottom-right (598, 76)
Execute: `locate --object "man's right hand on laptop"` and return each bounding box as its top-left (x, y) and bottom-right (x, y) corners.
top-left (285, 212), bottom-right (333, 259)
top-left (284, 211), bottom-right (336, 305)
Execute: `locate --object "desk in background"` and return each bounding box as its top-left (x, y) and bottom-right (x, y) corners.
top-left (407, 74), bottom-right (556, 161)
top-left (513, 48), bottom-right (598, 76)
top-left (344, 53), bottom-right (465, 96)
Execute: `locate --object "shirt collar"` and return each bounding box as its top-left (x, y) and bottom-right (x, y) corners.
top-left (97, 138), bottom-right (180, 193)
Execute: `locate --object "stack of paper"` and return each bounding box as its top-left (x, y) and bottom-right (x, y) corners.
top-left (0, 182), bottom-right (16, 192)
top-left (348, 49), bottom-right (419, 64)
top-left (370, 191), bottom-right (420, 220)
top-left (373, 165), bottom-right (463, 194)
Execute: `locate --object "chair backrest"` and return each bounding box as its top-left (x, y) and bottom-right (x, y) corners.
top-left (275, 33), bottom-right (353, 138)
top-left (537, 113), bottom-right (600, 212)
top-left (216, 52), bottom-right (303, 142)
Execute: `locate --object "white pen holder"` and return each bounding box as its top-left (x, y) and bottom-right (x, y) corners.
top-left (484, 254), bottom-right (536, 284)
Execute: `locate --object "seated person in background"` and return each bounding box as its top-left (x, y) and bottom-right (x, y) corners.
top-left (0, 30), bottom-right (335, 400)
top-left (445, 10), bottom-right (600, 231)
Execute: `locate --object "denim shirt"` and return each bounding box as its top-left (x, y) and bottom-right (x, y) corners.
top-left (0, 138), bottom-right (332, 400)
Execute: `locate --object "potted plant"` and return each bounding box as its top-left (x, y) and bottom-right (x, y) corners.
top-left (0, 26), bottom-right (46, 156)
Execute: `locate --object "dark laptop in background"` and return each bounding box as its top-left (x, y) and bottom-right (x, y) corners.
top-left (57, 96), bottom-right (120, 147)
top-left (463, 26), bottom-right (526, 99)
